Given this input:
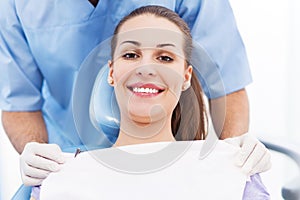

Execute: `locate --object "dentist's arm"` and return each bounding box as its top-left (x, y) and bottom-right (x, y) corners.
top-left (209, 88), bottom-right (249, 139)
top-left (2, 111), bottom-right (47, 153)
top-left (2, 111), bottom-right (65, 186)
top-left (209, 89), bottom-right (271, 175)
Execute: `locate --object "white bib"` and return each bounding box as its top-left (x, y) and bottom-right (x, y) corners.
top-left (40, 140), bottom-right (247, 200)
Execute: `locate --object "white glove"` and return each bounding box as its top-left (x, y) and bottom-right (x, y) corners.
top-left (20, 142), bottom-right (66, 186)
top-left (224, 133), bottom-right (271, 176)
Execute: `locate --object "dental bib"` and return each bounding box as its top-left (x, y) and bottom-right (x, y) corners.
top-left (40, 140), bottom-right (248, 200)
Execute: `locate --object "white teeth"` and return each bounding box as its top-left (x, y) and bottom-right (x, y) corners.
top-left (132, 87), bottom-right (159, 94)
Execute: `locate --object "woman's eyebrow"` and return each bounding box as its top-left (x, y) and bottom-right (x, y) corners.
top-left (156, 43), bottom-right (176, 48)
top-left (120, 41), bottom-right (176, 48)
top-left (120, 40), bottom-right (141, 46)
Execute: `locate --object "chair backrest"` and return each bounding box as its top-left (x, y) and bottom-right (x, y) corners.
top-left (90, 65), bottom-right (120, 143)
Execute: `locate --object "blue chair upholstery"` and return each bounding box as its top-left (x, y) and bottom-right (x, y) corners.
top-left (12, 185), bottom-right (31, 200)
top-left (90, 65), bottom-right (119, 143)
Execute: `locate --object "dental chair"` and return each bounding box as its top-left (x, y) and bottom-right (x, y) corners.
top-left (12, 61), bottom-right (300, 200)
top-left (260, 137), bottom-right (300, 200)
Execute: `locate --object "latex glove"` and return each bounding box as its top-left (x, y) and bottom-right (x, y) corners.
top-left (224, 133), bottom-right (271, 176)
top-left (20, 142), bottom-right (65, 186)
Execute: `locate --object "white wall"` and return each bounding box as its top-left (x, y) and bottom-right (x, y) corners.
top-left (229, 0), bottom-right (300, 140)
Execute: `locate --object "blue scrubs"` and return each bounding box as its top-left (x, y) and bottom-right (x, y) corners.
top-left (0, 0), bottom-right (252, 150)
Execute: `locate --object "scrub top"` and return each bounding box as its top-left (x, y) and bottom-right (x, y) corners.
top-left (0, 0), bottom-right (252, 150)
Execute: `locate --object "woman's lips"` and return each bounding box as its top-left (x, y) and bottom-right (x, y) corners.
top-left (127, 83), bottom-right (165, 97)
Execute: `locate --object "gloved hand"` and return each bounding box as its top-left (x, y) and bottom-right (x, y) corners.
top-left (224, 133), bottom-right (271, 176)
top-left (20, 142), bottom-right (66, 186)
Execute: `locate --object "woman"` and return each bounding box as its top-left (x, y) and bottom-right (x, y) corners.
top-left (35, 5), bottom-right (269, 199)
top-left (108, 5), bottom-right (206, 146)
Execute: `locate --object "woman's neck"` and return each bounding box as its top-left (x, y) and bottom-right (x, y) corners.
top-left (113, 116), bottom-right (175, 147)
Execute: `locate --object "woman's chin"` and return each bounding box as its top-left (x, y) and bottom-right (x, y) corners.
top-left (128, 113), bottom-right (164, 125)
top-left (127, 105), bottom-right (167, 123)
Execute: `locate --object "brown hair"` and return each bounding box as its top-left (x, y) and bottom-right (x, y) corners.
top-left (111, 5), bottom-right (207, 140)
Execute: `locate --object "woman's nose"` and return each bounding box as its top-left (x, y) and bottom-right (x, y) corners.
top-left (136, 66), bottom-right (157, 77)
top-left (135, 65), bottom-right (157, 77)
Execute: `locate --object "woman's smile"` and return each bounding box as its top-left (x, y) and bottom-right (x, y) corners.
top-left (127, 82), bottom-right (165, 98)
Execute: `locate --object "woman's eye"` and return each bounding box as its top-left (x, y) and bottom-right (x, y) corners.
top-left (158, 56), bottom-right (174, 62)
top-left (122, 53), bottom-right (139, 59)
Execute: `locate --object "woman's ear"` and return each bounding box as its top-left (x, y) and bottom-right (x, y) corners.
top-left (107, 60), bottom-right (114, 86)
top-left (182, 65), bottom-right (193, 91)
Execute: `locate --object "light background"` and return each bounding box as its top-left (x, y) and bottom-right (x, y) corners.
top-left (1, 0), bottom-right (300, 199)
top-left (230, 1), bottom-right (300, 199)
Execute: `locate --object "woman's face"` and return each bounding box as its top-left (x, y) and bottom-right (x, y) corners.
top-left (109, 14), bottom-right (192, 125)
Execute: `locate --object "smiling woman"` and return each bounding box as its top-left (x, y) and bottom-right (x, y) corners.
top-left (109, 6), bottom-right (207, 145)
